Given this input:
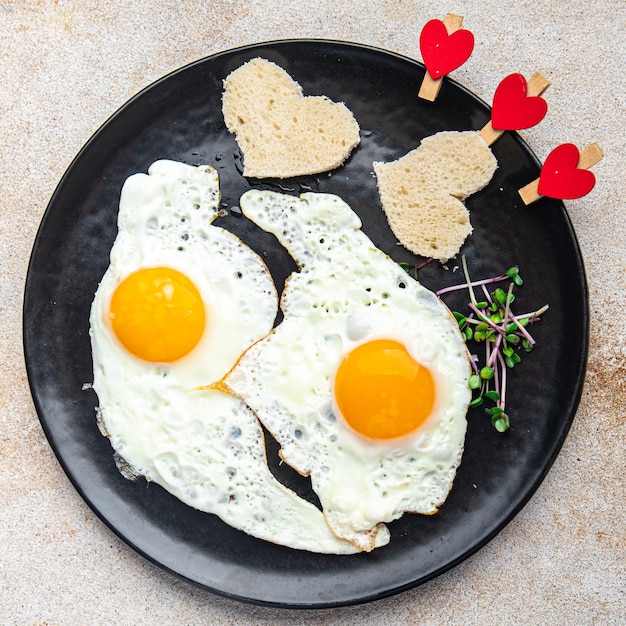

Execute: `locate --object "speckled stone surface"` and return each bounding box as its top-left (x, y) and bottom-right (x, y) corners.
top-left (1, 1), bottom-right (624, 623)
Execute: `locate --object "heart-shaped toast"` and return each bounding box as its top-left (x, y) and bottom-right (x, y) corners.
top-left (374, 131), bottom-right (497, 262)
top-left (222, 58), bottom-right (361, 179)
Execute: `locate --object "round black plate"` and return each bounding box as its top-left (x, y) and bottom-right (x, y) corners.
top-left (23, 40), bottom-right (588, 608)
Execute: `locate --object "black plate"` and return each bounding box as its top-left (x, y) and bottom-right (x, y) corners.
top-left (23, 40), bottom-right (588, 608)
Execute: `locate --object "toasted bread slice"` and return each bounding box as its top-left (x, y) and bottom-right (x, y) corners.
top-left (374, 131), bottom-right (497, 262)
top-left (222, 58), bottom-right (360, 178)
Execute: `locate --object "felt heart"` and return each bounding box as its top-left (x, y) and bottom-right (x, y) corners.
top-left (419, 19), bottom-right (474, 79)
top-left (491, 73), bottom-right (548, 131)
top-left (537, 143), bottom-right (596, 199)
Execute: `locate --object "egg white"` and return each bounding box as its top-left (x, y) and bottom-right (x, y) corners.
top-left (225, 190), bottom-right (471, 551)
top-left (90, 160), bottom-right (371, 553)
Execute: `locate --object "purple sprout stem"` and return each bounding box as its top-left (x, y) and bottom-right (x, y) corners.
top-left (516, 305), bottom-right (549, 320)
top-left (487, 333), bottom-right (503, 368)
top-left (494, 348), bottom-right (501, 397)
top-left (508, 309), bottom-right (537, 346)
top-left (469, 353), bottom-right (480, 375)
top-left (481, 283), bottom-right (493, 304)
top-left (417, 258), bottom-right (434, 271)
top-left (436, 273), bottom-right (509, 297)
top-left (497, 350), bottom-right (508, 411)
top-left (468, 302), bottom-right (505, 336)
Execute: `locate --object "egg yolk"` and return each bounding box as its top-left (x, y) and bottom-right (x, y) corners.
top-left (108, 267), bottom-right (205, 362)
top-left (334, 339), bottom-right (435, 440)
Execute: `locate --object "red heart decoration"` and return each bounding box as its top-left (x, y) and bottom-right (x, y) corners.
top-left (491, 73), bottom-right (548, 131)
top-left (537, 143), bottom-right (596, 200)
top-left (420, 19), bottom-right (474, 79)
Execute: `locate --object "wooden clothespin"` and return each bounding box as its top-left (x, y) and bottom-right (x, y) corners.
top-left (518, 143), bottom-right (603, 204)
top-left (418, 14), bottom-right (474, 101)
top-left (480, 72), bottom-right (551, 146)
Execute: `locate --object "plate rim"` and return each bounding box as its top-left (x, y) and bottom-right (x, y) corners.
top-left (22, 38), bottom-right (590, 609)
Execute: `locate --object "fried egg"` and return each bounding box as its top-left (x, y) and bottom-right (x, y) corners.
top-left (90, 160), bottom-right (370, 553)
top-left (224, 190), bottom-right (471, 551)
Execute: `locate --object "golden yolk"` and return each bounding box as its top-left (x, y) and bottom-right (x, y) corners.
top-left (108, 267), bottom-right (205, 362)
top-left (334, 339), bottom-right (435, 440)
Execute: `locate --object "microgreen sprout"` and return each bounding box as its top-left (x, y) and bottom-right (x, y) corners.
top-left (399, 262), bottom-right (417, 280)
top-left (401, 256), bottom-right (548, 432)
top-left (399, 258), bottom-right (433, 281)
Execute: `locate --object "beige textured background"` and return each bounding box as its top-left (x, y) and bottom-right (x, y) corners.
top-left (1, 1), bottom-right (624, 623)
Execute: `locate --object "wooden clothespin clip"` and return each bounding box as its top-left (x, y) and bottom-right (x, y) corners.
top-left (418, 14), bottom-right (474, 101)
top-left (480, 72), bottom-right (551, 146)
top-left (518, 143), bottom-right (603, 204)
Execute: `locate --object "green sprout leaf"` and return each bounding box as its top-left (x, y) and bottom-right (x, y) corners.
top-left (493, 288), bottom-right (507, 305)
top-left (453, 311), bottom-right (466, 324)
top-left (490, 312), bottom-right (503, 324)
top-left (468, 374), bottom-right (481, 390)
top-left (469, 396), bottom-right (484, 408)
top-left (486, 406), bottom-right (504, 416)
top-left (492, 414), bottom-right (510, 432)
top-left (480, 366), bottom-right (495, 380)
